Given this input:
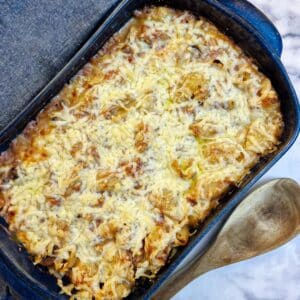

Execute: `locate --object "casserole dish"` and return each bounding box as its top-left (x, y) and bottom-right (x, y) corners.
top-left (0, 0), bottom-right (299, 299)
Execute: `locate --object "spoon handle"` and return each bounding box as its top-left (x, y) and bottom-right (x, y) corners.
top-left (153, 179), bottom-right (300, 300)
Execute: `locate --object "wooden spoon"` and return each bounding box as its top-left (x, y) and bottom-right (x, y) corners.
top-left (153, 178), bottom-right (300, 299)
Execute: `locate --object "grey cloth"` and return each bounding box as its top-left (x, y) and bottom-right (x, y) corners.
top-left (0, 0), bottom-right (117, 296)
top-left (0, 0), bottom-right (118, 130)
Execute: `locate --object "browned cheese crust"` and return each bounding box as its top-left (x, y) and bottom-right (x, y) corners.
top-left (0, 7), bottom-right (283, 299)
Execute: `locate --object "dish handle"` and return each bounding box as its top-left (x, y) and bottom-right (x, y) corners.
top-left (218, 0), bottom-right (283, 57)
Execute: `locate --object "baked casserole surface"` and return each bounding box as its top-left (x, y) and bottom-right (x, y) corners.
top-left (0, 7), bottom-right (283, 299)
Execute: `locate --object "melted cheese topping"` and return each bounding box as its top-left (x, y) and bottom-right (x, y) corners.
top-left (0, 7), bottom-right (283, 299)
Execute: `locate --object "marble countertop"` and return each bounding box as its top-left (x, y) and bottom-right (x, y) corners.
top-left (0, 0), bottom-right (299, 299)
top-left (175, 1), bottom-right (300, 299)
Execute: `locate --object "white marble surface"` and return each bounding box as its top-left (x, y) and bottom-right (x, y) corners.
top-left (175, 1), bottom-right (300, 299)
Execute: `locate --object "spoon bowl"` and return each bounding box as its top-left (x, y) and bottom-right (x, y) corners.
top-left (153, 178), bottom-right (300, 299)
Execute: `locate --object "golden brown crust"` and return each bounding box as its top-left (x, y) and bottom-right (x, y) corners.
top-left (0, 6), bottom-right (283, 300)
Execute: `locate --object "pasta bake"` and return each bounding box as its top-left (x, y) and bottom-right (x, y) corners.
top-left (0, 6), bottom-right (283, 299)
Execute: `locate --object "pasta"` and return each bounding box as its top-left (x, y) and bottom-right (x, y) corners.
top-left (0, 6), bottom-right (283, 299)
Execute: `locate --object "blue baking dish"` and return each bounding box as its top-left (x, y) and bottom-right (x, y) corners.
top-left (0, 0), bottom-right (299, 299)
